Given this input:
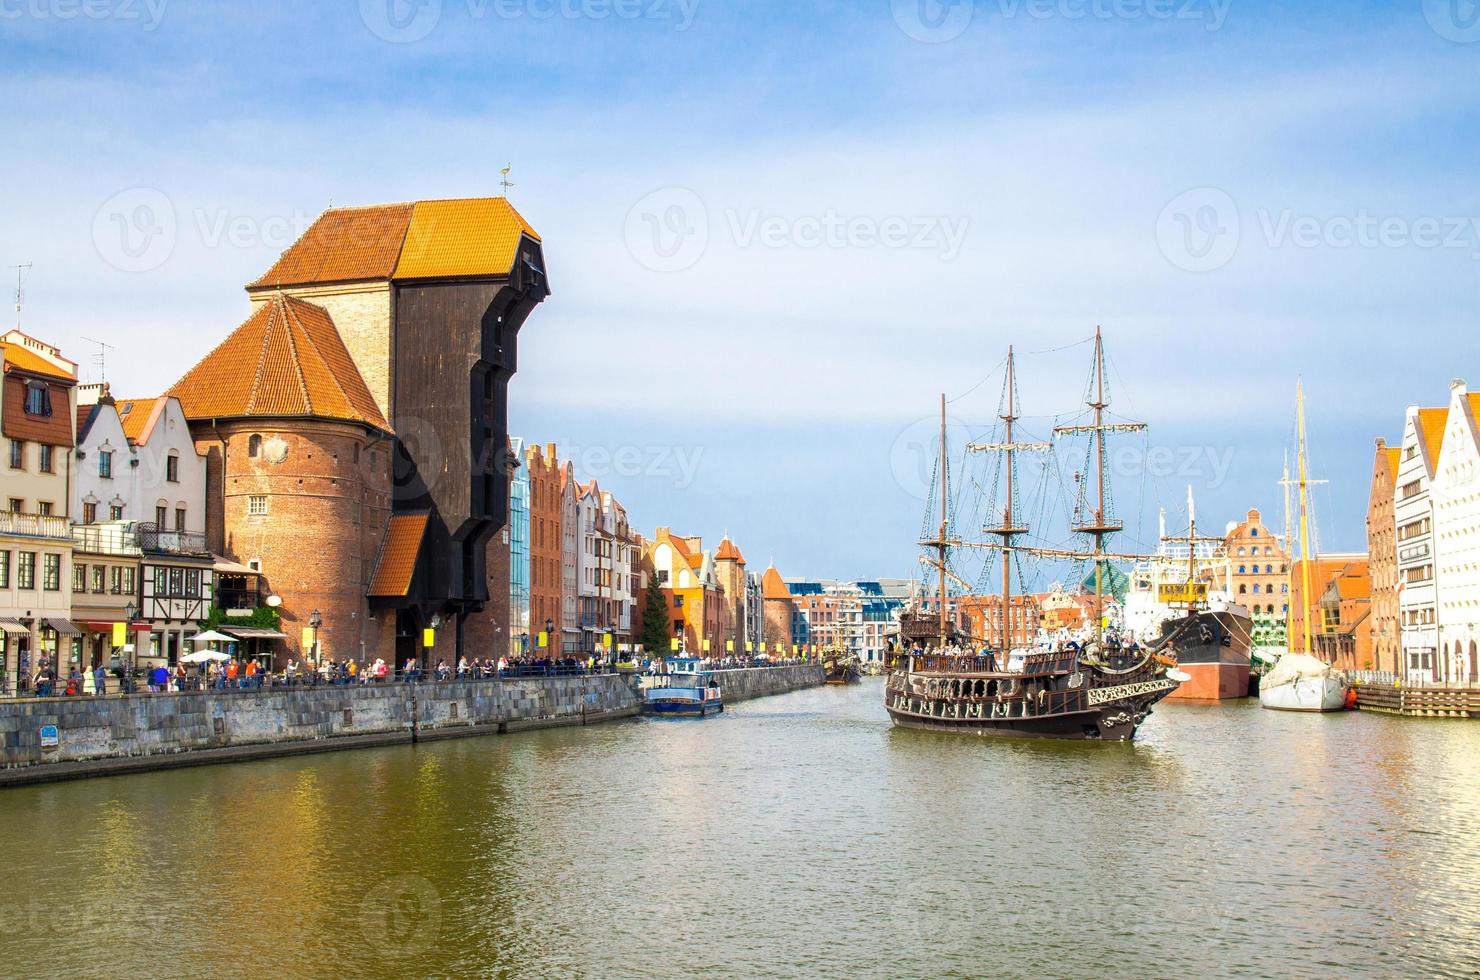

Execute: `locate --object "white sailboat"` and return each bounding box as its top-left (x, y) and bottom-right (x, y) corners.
top-left (1260, 379), bottom-right (1351, 713)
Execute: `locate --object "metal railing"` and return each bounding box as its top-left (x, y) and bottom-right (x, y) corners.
top-left (137, 522), bottom-right (210, 556)
top-left (72, 522), bottom-right (143, 555)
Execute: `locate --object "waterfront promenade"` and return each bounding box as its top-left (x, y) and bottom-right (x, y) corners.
top-left (0, 664), bottom-right (824, 786)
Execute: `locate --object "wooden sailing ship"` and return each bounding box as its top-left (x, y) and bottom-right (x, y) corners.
top-left (885, 329), bottom-right (1185, 741)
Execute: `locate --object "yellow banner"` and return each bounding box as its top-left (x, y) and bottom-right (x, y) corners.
top-left (422, 628), bottom-right (435, 648)
top-left (301, 627), bottom-right (316, 649)
top-left (702, 638), bottom-right (711, 652)
top-left (538, 631), bottom-right (548, 648)
top-left (112, 622), bottom-right (126, 647)
top-left (726, 639), bottom-right (734, 652)
top-left (1158, 583), bottom-right (1209, 604)
top-left (670, 637), bottom-right (679, 651)
top-left (603, 633), bottom-right (613, 648)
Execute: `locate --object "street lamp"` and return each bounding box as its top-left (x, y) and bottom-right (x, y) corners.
top-left (309, 609), bottom-right (322, 671)
top-left (123, 600), bottom-right (137, 693)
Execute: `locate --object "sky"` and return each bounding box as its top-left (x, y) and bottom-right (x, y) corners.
top-left (3, 0), bottom-right (1478, 584)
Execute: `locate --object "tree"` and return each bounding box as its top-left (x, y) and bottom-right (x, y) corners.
top-left (641, 580), bottom-right (671, 654)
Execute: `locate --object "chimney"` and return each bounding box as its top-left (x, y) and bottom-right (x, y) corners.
top-left (1451, 378), bottom-right (1467, 393)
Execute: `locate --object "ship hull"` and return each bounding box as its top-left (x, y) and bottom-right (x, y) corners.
top-left (1160, 609), bottom-right (1253, 701)
top-left (1166, 660), bottom-right (1250, 702)
top-left (1258, 675), bottom-right (1347, 712)
top-left (886, 704), bottom-right (1142, 741)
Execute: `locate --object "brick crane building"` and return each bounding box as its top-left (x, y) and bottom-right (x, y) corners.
top-left (173, 196), bottom-right (548, 667)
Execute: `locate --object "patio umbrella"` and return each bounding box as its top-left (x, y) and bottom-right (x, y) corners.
top-left (180, 649), bottom-right (230, 664)
top-left (191, 630), bottom-right (235, 644)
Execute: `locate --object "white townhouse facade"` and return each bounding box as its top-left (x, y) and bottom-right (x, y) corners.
top-left (1433, 380), bottom-right (1480, 686)
top-left (1395, 403), bottom-right (1446, 684)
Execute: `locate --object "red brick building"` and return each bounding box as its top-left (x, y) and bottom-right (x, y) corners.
top-left (1366, 439), bottom-right (1401, 674)
top-left (170, 294), bottom-right (396, 665)
top-left (761, 565), bottom-right (795, 653)
top-left (525, 442), bottom-right (562, 643)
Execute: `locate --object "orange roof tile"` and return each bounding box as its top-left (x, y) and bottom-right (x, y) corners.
top-left (168, 295), bottom-right (389, 431)
top-left (1, 339), bottom-right (75, 381)
top-left (715, 537), bottom-right (745, 563)
top-left (249, 204), bottom-right (414, 289)
top-left (117, 397), bottom-right (162, 444)
top-left (1384, 447), bottom-right (1400, 476)
top-left (368, 512), bottom-right (429, 598)
top-left (394, 197), bottom-right (540, 281)
top-left (761, 566), bottom-right (791, 600)
top-left (1417, 408), bottom-right (1448, 468)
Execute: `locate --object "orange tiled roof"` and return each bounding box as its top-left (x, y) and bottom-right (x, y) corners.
top-left (761, 566), bottom-right (791, 600)
top-left (715, 537), bottom-right (745, 563)
top-left (1469, 392), bottom-right (1480, 425)
top-left (117, 397), bottom-right (162, 444)
top-left (1, 339), bottom-right (75, 381)
top-left (1384, 446), bottom-right (1401, 476)
top-left (168, 294), bottom-right (389, 431)
top-left (368, 512), bottom-right (429, 598)
top-left (1417, 408), bottom-right (1448, 467)
top-left (395, 197), bottom-right (540, 281)
top-left (248, 197), bottom-right (540, 290)
top-left (249, 203), bottom-right (415, 289)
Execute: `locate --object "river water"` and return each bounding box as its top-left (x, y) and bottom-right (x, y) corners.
top-left (1, 680), bottom-right (1476, 978)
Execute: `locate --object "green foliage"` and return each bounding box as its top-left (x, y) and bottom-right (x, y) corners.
top-left (640, 581), bottom-right (670, 654)
top-left (204, 605), bottom-right (282, 631)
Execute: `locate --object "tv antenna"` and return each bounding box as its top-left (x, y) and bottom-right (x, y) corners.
top-left (8, 262), bottom-right (31, 330)
top-left (80, 336), bottom-right (115, 383)
top-left (500, 164), bottom-right (515, 194)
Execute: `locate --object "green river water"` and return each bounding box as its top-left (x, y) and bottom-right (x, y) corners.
top-left (0, 680), bottom-right (1476, 978)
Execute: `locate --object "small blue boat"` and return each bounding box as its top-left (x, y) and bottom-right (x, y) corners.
top-left (642, 671), bottom-right (724, 717)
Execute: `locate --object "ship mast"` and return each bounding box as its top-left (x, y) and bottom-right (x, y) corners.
top-left (1054, 327), bottom-right (1145, 645)
top-left (968, 347), bottom-right (1050, 652)
top-left (1279, 380), bottom-right (1327, 655)
top-left (938, 393), bottom-right (949, 649)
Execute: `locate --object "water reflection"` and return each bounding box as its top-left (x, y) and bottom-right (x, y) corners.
top-left (0, 681), bottom-right (1477, 977)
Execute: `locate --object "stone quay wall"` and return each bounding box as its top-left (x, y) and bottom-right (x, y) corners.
top-left (711, 664), bottom-right (825, 703)
top-left (0, 674), bottom-right (638, 786)
top-left (0, 665), bottom-right (824, 786)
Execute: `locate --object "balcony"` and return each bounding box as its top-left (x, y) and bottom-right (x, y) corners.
top-left (0, 511), bottom-right (71, 541)
top-left (138, 522), bottom-right (211, 557)
top-left (72, 522), bottom-right (143, 556)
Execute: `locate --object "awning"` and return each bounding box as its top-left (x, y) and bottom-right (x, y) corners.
top-left (221, 627), bottom-right (288, 640)
top-left (77, 620), bottom-right (123, 632)
top-left (0, 618), bottom-right (30, 635)
top-left (212, 556), bottom-right (260, 575)
top-left (45, 618), bottom-right (84, 636)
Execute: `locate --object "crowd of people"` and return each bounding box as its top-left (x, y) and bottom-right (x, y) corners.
top-left (11, 649), bottom-right (814, 698)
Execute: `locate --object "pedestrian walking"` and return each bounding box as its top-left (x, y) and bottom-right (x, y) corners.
top-left (94, 663), bottom-right (108, 696)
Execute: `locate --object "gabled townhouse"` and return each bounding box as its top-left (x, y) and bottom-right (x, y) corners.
top-left (0, 330), bottom-right (79, 692)
top-left (73, 387), bottom-right (213, 669)
top-left (1366, 438), bottom-right (1402, 675)
top-left (1433, 379), bottom-right (1480, 685)
top-left (1395, 403), bottom-right (1447, 683)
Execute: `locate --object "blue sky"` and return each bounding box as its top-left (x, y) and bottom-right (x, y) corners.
top-left (3, 0), bottom-right (1478, 583)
